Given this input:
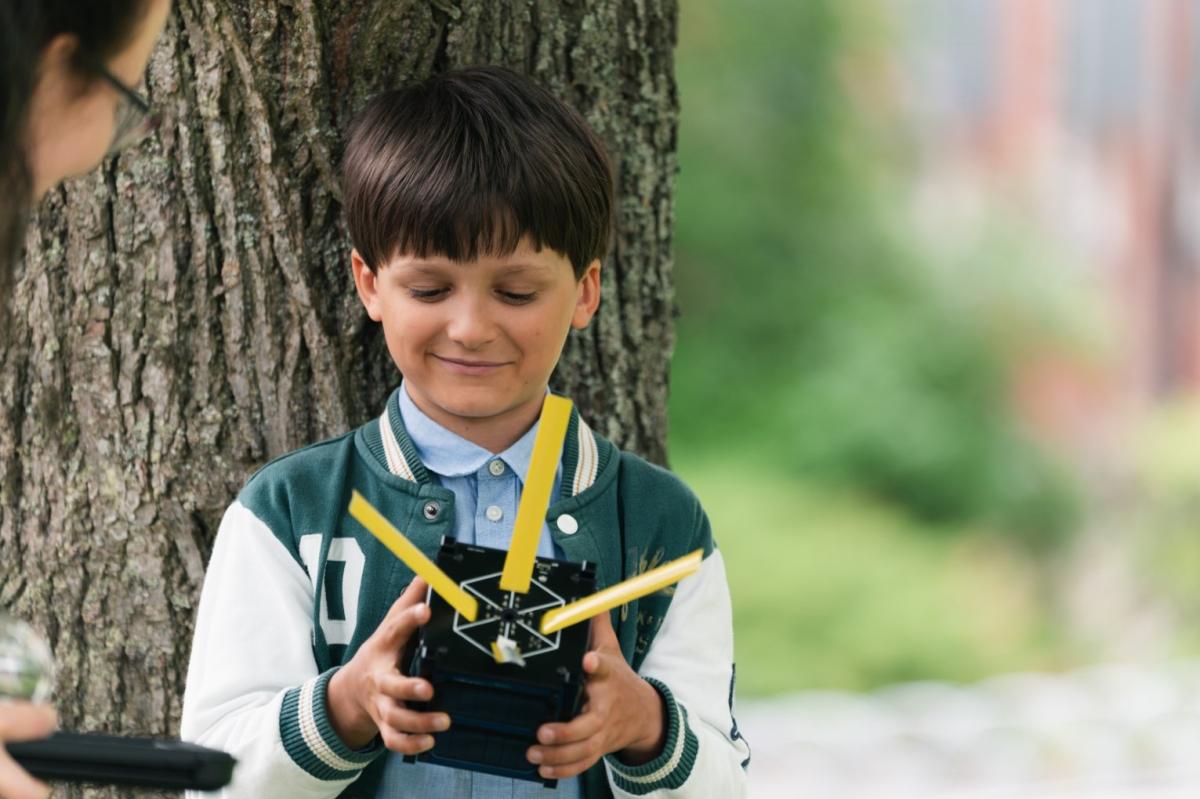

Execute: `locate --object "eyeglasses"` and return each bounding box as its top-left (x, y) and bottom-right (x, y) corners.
top-left (95, 64), bottom-right (158, 155)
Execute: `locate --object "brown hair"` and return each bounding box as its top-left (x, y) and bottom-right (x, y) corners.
top-left (341, 66), bottom-right (614, 278)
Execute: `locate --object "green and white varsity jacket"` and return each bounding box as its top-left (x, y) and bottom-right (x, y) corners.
top-left (181, 392), bottom-right (750, 798)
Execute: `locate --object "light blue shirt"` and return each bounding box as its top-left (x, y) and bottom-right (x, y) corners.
top-left (376, 384), bottom-right (582, 797)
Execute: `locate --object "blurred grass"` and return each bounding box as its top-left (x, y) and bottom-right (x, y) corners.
top-left (675, 453), bottom-right (1066, 696)
top-left (1130, 402), bottom-right (1200, 654)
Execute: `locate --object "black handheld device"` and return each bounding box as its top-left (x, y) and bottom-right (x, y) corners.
top-left (7, 731), bottom-right (235, 791)
top-left (403, 538), bottom-right (595, 787)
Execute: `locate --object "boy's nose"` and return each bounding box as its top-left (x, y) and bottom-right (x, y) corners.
top-left (445, 300), bottom-right (497, 349)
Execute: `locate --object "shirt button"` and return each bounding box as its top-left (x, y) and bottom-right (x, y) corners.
top-left (556, 514), bottom-right (579, 535)
top-left (485, 505), bottom-right (503, 522)
top-left (488, 459), bottom-right (506, 477)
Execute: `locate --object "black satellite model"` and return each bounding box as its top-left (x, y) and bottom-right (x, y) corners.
top-left (348, 395), bottom-right (700, 786)
top-left (404, 540), bottom-right (595, 785)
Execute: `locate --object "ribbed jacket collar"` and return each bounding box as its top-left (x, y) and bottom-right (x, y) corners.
top-left (358, 386), bottom-right (607, 499)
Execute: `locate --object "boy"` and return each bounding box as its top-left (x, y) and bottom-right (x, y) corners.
top-left (181, 66), bottom-right (749, 798)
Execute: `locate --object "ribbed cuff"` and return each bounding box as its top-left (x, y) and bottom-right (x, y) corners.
top-left (604, 677), bottom-right (699, 794)
top-left (279, 668), bottom-right (385, 780)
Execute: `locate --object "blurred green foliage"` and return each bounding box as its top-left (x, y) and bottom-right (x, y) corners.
top-left (680, 459), bottom-right (1065, 696)
top-left (669, 0), bottom-right (1078, 546)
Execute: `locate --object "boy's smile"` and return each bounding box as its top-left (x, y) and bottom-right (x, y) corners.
top-left (352, 238), bottom-right (601, 453)
top-left (432, 355), bottom-right (509, 375)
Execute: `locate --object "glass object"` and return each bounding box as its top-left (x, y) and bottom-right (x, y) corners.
top-left (0, 613), bottom-right (54, 702)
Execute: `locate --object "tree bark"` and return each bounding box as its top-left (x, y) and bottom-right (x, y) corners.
top-left (0, 1), bottom-right (677, 796)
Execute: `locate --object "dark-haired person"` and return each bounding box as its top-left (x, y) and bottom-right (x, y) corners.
top-left (0, 2), bottom-right (172, 798)
top-left (181, 66), bottom-right (749, 798)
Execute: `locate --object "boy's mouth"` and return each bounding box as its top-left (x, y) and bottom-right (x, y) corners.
top-left (433, 354), bottom-right (509, 374)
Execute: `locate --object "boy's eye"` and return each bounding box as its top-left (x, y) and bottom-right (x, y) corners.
top-left (498, 290), bottom-right (536, 304)
top-left (408, 287), bottom-right (448, 301)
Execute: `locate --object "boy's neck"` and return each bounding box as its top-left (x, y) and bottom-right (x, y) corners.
top-left (403, 386), bottom-right (547, 455)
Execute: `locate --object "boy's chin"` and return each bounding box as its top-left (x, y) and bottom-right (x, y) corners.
top-left (425, 387), bottom-right (543, 422)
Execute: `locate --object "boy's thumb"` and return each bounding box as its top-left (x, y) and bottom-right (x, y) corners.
top-left (589, 608), bottom-right (620, 649)
top-left (377, 578), bottom-right (430, 646)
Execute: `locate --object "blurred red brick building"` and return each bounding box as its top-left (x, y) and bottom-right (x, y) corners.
top-left (893, 0), bottom-right (1200, 454)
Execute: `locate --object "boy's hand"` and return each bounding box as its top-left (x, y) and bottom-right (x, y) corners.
top-left (326, 578), bottom-right (450, 753)
top-left (527, 611), bottom-right (665, 780)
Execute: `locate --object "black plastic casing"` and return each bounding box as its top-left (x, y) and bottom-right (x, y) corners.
top-left (404, 538), bottom-right (595, 787)
top-left (8, 732), bottom-right (235, 790)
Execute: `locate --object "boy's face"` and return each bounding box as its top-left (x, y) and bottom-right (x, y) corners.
top-left (351, 237), bottom-right (601, 450)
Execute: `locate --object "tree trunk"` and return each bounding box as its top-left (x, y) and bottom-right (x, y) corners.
top-left (0, 1), bottom-right (678, 796)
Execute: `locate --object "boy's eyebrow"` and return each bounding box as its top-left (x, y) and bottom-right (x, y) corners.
top-left (388, 261), bottom-right (455, 278)
top-left (396, 259), bottom-right (557, 277)
top-left (495, 262), bottom-right (555, 276)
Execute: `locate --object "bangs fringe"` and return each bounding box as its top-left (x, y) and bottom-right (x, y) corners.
top-left (343, 67), bottom-right (612, 276)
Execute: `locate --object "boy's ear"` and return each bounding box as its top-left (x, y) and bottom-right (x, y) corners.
top-left (571, 259), bottom-right (602, 330)
top-left (351, 249), bottom-right (383, 322)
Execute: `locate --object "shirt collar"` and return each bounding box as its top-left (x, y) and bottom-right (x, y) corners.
top-left (398, 382), bottom-right (542, 484)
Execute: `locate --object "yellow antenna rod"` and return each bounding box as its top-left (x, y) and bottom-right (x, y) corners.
top-left (348, 491), bottom-right (479, 622)
top-left (540, 549), bottom-right (703, 634)
top-left (499, 394), bottom-right (573, 594)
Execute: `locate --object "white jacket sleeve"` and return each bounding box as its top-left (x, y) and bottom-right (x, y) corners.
top-left (603, 548), bottom-right (750, 797)
top-left (181, 502), bottom-right (382, 799)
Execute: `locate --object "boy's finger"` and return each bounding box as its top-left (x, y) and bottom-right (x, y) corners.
top-left (0, 704), bottom-right (56, 741)
top-left (528, 738), bottom-right (597, 768)
top-left (537, 710), bottom-right (603, 746)
top-left (366, 579), bottom-right (430, 653)
top-left (379, 705), bottom-right (450, 735)
top-left (376, 672), bottom-right (434, 703)
top-left (378, 601), bottom-right (429, 648)
top-left (378, 727), bottom-right (435, 756)
top-left (0, 749), bottom-right (50, 799)
top-left (391, 578), bottom-right (429, 611)
top-left (538, 758), bottom-right (596, 781)
top-left (380, 578), bottom-right (428, 619)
